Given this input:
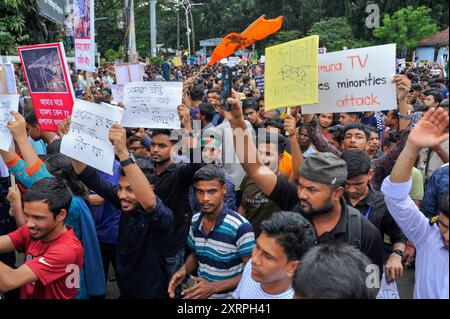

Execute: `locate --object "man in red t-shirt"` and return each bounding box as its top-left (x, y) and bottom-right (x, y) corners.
top-left (0, 177), bottom-right (83, 299)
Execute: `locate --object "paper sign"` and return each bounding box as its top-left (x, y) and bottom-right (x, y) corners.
top-left (173, 56), bottom-right (182, 67)
top-left (60, 99), bottom-right (124, 175)
top-left (265, 35), bottom-right (319, 111)
top-left (121, 81), bottom-right (182, 129)
top-left (18, 42), bottom-right (75, 132)
top-left (111, 84), bottom-right (124, 105)
top-left (227, 57), bottom-right (240, 67)
top-left (115, 63), bottom-right (142, 85)
top-left (302, 44), bottom-right (397, 114)
top-left (0, 64), bottom-right (17, 94)
top-left (0, 94), bottom-right (19, 151)
top-left (252, 63), bottom-right (265, 94)
top-left (0, 157), bottom-right (9, 177)
top-left (74, 0), bottom-right (95, 71)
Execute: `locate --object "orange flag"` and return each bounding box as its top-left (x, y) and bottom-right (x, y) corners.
top-left (208, 15), bottom-right (283, 65)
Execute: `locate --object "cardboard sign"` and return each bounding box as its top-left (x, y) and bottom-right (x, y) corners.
top-left (74, 0), bottom-right (95, 71)
top-left (121, 81), bottom-right (182, 129)
top-left (302, 44), bottom-right (397, 114)
top-left (173, 56), bottom-right (182, 67)
top-left (18, 42), bottom-right (75, 132)
top-left (0, 94), bottom-right (19, 151)
top-left (61, 99), bottom-right (124, 175)
top-left (115, 63), bottom-right (142, 85)
top-left (111, 84), bottom-right (124, 105)
top-left (265, 35), bottom-right (319, 111)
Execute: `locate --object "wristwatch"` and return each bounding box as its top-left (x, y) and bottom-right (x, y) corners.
top-left (398, 113), bottom-right (412, 120)
top-left (392, 249), bottom-right (404, 258)
top-left (119, 153), bottom-right (136, 167)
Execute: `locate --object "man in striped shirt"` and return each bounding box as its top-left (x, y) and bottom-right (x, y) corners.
top-left (168, 165), bottom-right (255, 299)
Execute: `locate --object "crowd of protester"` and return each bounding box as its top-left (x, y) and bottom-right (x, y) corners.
top-left (0, 55), bottom-right (448, 299)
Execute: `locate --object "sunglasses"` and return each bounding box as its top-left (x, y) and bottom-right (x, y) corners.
top-left (129, 146), bottom-right (146, 152)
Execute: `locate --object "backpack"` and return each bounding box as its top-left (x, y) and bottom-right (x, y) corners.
top-left (347, 206), bottom-right (362, 250)
top-left (293, 203), bottom-right (362, 250)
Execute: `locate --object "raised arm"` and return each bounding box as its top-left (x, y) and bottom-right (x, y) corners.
top-left (382, 107), bottom-right (449, 247)
top-left (394, 75), bottom-right (413, 130)
top-left (109, 124), bottom-right (157, 211)
top-left (226, 94), bottom-right (277, 196)
top-left (391, 108), bottom-right (448, 183)
top-left (284, 114), bottom-right (303, 184)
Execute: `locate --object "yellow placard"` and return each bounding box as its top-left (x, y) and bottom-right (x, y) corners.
top-left (264, 35), bottom-right (319, 111)
top-left (173, 56), bottom-right (182, 67)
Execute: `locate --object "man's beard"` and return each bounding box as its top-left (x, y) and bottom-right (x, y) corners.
top-left (300, 196), bottom-right (334, 217)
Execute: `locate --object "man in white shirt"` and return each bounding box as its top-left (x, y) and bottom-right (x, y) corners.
top-left (381, 107), bottom-right (449, 299)
top-left (233, 211), bottom-right (316, 299)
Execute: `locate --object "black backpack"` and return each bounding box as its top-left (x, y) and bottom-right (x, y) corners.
top-left (293, 203), bottom-right (362, 249)
top-left (347, 206), bottom-right (362, 250)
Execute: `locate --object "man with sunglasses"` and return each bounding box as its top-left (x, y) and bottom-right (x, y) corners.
top-left (128, 135), bottom-right (151, 158)
top-left (381, 107), bottom-right (449, 299)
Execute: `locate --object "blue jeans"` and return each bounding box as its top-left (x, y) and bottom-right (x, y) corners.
top-left (166, 249), bottom-right (185, 280)
top-left (166, 249), bottom-right (185, 299)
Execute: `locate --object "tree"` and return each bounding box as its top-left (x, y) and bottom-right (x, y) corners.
top-left (95, 0), bottom-right (124, 57)
top-left (0, 0), bottom-right (41, 55)
top-left (104, 48), bottom-right (118, 62)
top-left (373, 6), bottom-right (438, 57)
top-left (264, 30), bottom-right (303, 47)
top-left (307, 17), bottom-right (356, 52)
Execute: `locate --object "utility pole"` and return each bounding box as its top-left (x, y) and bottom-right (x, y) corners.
top-left (176, 7), bottom-right (180, 49)
top-left (183, 0), bottom-right (191, 58)
top-left (190, 9), bottom-right (196, 55)
top-left (150, 0), bottom-right (157, 57)
top-left (124, 0), bottom-right (137, 62)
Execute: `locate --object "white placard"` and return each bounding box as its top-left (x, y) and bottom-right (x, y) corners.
top-left (121, 81), bottom-right (182, 129)
top-left (0, 157), bottom-right (9, 177)
top-left (111, 84), bottom-right (124, 105)
top-left (115, 63), bottom-right (142, 85)
top-left (61, 99), bottom-right (124, 175)
top-left (302, 44), bottom-right (397, 114)
top-left (0, 64), bottom-right (17, 94)
top-left (0, 94), bottom-right (19, 151)
top-left (227, 57), bottom-right (240, 67)
top-left (74, 0), bottom-right (95, 71)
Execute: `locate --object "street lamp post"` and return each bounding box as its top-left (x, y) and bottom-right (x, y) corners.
top-left (180, 0), bottom-right (202, 59)
top-left (150, 0), bottom-right (157, 57)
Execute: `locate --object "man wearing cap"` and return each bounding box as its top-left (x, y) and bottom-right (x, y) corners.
top-left (227, 95), bottom-right (384, 273)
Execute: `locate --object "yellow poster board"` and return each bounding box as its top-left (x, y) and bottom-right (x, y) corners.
top-left (264, 35), bottom-right (319, 111)
top-left (173, 56), bottom-right (182, 67)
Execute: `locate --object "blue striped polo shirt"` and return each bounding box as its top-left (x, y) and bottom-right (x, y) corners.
top-left (187, 208), bottom-right (255, 299)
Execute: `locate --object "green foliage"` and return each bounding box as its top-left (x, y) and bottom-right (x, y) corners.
top-left (373, 6), bottom-right (439, 56)
top-left (104, 49), bottom-right (118, 62)
top-left (0, 0), bottom-right (35, 54)
top-left (95, 0), bottom-right (124, 57)
top-left (149, 56), bottom-right (163, 66)
top-left (307, 17), bottom-right (355, 52)
top-left (1, 0), bottom-right (449, 60)
top-left (265, 31), bottom-right (304, 47)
